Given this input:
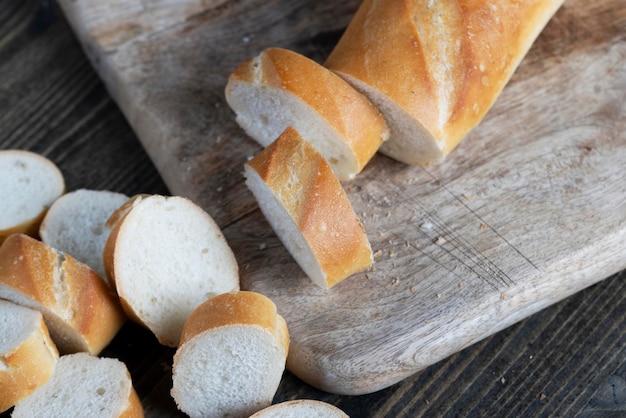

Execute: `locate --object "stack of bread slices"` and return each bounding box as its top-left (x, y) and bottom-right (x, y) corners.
top-left (0, 150), bottom-right (342, 417)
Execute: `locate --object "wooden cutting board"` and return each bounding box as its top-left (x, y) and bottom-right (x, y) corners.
top-left (57, 0), bottom-right (625, 395)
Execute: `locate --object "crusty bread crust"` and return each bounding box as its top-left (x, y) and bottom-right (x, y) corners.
top-left (0, 234), bottom-right (126, 355)
top-left (179, 291), bottom-right (289, 354)
top-left (245, 127), bottom-right (373, 288)
top-left (0, 304), bottom-right (59, 413)
top-left (325, 0), bottom-right (566, 165)
top-left (226, 47), bottom-right (389, 181)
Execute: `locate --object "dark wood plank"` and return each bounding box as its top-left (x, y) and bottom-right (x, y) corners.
top-left (0, 1), bottom-right (624, 416)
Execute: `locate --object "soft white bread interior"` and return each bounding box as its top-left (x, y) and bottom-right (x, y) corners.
top-left (12, 352), bottom-right (143, 418)
top-left (324, 0), bottom-right (566, 165)
top-left (103, 194), bottom-right (240, 347)
top-left (171, 291), bottom-right (289, 418)
top-left (0, 150), bottom-right (65, 244)
top-left (0, 233), bottom-right (126, 355)
top-left (40, 188), bottom-right (129, 282)
top-left (0, 300), bottom-right (59, 413)
top-left (244, 127), bottom-right (373, 288)
top-left (225, 47), bottom-right (389, 181)
top-left (250, 399), bottom-right (350, 418)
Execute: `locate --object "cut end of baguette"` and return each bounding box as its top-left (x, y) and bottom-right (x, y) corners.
top-left (226, 47), bottom-right (388, 181)
top-left (12, 352), bottom-right (143, 418)
top-left (0, 233), bottom-right (126, 355)
top-left (250, 400), bottom-right (350, 418)
top-left (0, 300), bottom-right (59, 413)
top-left (103, 194), bottom-right (240, 347)
top-left (245, 127), bottom-right (373, 289)
top-left (0, 150), bottom-right (65, 243)
top-left (172, 291), bottom-right (288, 418)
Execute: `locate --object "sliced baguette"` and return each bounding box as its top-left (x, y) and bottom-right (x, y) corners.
top-left (103, 194), bottom-right (240, 347)
top-left (40, 189), bottom-right (129, 282)
top-left (12, 352), bottom-right (143, 418)
top-left (324, 0), bottom-right (565, 165)
top-left (171, 291), bottom-right (289, 418)
top-left (250, 400), bottom-right (349, 418)
top-left (0, 233), bottom-right (126, 355)
top-left (225, 47), bottom-right (389, 181)
top-left (0, 300), bottom-right (59, 413)
top-left (244, 127), bottom-right (373, 288)
top-left (0, 150), bottom-right (65, 244)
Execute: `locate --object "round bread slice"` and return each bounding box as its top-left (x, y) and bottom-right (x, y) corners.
top-left (12, 352), bottom-right (143, 418)
top-left (225, 47), bottom-right (389, 181)
top-left (244, 126), bottom-right (373, 289)
top-left (40, 189), bottom-right (129, 283)
top-left (171, 291), bottom-right (289, 418)
top-left (0, 150), bottom-right (65, 244)
top-left (103, 194), bottom-right (240, 347)
top-left (0, 233), bottom-right (126, 355)
top-left (250, 400), bottom-right (349, 418)
top-left (0, 300), bottom-right (59, 413)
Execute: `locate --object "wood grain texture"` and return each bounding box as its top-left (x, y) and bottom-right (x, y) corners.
top-left (1, 1), bottom-right (624, 416)
top-left (55, 0), bottom-right (626, 395)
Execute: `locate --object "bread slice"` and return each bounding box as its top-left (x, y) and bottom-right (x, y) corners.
top-left (103, 194), bottom-right (240, 347)
top-left (0, 233), bottom-right (126, 355)
top-left (0, 150), bottom-right (65, 244)
top-left (12, 352), bottom-right (143, 418)
top-left (244, 127), bottom-right (373, 288)
top-left (171, 291), bottom-right (289, 418)
top-left (0, 300), bottom-right (59, 413)
top-left (40, 189), bottom-right (129, 282)
top-left (324, 0), bottom-right (565, 165)
top-left (250, 400), bottom-right (349, 418)
top-left (225, 47), bottom-right (389, 181)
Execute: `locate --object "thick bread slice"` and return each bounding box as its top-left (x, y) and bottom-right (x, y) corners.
top-left (0, 300), bottom-right (59, 413)
top-left (103, 194), bottom-right (240, 347)
top-left (0, 234), bottom-right (126, 355)
top-left (244, 127), bottom-right (373, 288)
top-left (225, 47), bottom-right (389, 181)
top-left (324, 0), bottom-right (566, 165)
top-left (0, 150), bottom-right (65, 244)
top-left (250, 400), bottom-right (349, 418)
top-left (171, 291), bottom-right (289, 418)
top-left (12, 352), bottom-right (143, 418)
top-left (40, 189), bottom-right (129, 282)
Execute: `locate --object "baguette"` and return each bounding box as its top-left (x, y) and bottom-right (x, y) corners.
top-left (171, 291), bottom-right (289, 418)
top-left (0, 233), bottom-right (126, 355)
top-left (250, 400), bottom-right (349, 417)
top-left (39, 189), bottom-right (129, 282)
top-left (12, 352), bottom-right (143, 418)
top-left (245, 127), bottom-right (373, 288)
top-left (324, 0), bottom-right (566, 165)
top-left (225, 47), bottom-right (389, 181)
top-left (103, 194), bottom-right (240, 347)
top-left (0, 150), bottom-right (65, 244)
top-left (0, 300), bottom-right (59, 413)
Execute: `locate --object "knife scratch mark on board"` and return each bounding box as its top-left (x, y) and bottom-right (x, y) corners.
top-left (421, 167), bottom-right (541, 272)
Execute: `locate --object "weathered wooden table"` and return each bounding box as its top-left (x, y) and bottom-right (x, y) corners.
top-left (1, 1), bottom-right (625, 416)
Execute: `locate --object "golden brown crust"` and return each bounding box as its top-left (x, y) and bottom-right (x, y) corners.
top-left (246, 127), bottom-right (373, 288)
top-left (119, 384), bottom-right (144, 418)
top-left (0, 234), bottom-right (126, 355)
top-left (0, 315), bottom-right (59, 413)
top-left (228, 47), bottom-right (388, 177)
top-left (325, 0), bottom-right (566, 161)
top-left (180, 291), bottom-right (289, 355)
